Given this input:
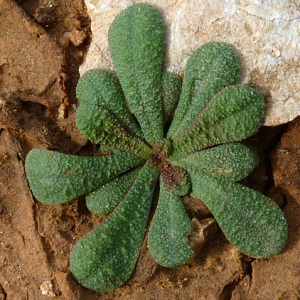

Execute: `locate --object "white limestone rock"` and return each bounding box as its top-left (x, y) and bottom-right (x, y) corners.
top-left (80, 0), bottom-right (300, 126)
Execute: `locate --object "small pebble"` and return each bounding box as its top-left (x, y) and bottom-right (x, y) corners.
top-left (40, 280), bottom-right (56, 297)
top-left (189, 218), bottom-right (218, 254)
top-left (58, 32), bottom-right (71, 49)
top-left (69, 29), bottom-right (88, 47)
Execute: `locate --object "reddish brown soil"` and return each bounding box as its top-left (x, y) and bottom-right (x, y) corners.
top-left (0, 1), bottom-right (299, 299)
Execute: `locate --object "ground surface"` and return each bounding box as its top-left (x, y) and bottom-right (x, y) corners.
top-left (0, 1), bottom-right (299, 299)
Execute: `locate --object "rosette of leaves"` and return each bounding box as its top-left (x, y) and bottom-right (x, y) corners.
top-left (25, 3), bottom-right (287, 293)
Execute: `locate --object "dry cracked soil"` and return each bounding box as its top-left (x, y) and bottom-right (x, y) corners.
top-left (0, 1), bottom-right (300, 299)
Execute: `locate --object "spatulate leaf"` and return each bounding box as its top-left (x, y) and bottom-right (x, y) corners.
top-left (108, 3), bottom-right (165, 145)
top-left (76, 105), bottom-right (152, 160)
top-left (168, 42), bottom-right (240, 138)
top-left (76, 69), bottom-right (142, 136)
top-left (171, 85), bottom-right (264, 159)
top-left (25, 149), bottom-right (143, 204)
top-left (70, 162), bottom-right (159, 292)
top-left (148, 178), bottom-right (194, 267)
top-left (190, 171), bottom-right (287, 258)
top-left (176, 142), bottom-right (258, 182)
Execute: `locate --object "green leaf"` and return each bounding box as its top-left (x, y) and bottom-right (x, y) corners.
top-left (168, 42), bottom-right (240, 138)
top-left (76, 69), bottom-right (142, 137)
top-left (176, 142), bottom-right (258, 182)
top-left (190, 171), bottom-right (288, 258)
top-left (171, 85), bottom-right (265, 159)
top-left (162, 72), bottom-right (182, 125)
top-left (108, 3), bottom-right (165, 146)
top-left (148, 178), bottom-right (194, 267)
top-left (70, 162), bottom-right (159, 292)
top-left (86, 167), bottom-right (142, 215)
top-left (76, 105), bottom-right (152, 160)
top-left (25, 149), bottom-right (143, 204)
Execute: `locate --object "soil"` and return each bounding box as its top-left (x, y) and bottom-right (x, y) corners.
top-left (0, 1), bottom-right (299, 299)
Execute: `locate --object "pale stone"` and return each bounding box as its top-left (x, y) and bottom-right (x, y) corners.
top-left (80, 0), bottom-right (300, 126)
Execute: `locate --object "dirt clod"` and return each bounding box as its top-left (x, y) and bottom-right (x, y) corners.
top-left (69, 29), bottom-right (88, 47)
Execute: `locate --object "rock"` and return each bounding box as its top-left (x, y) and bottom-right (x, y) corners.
top-left (189, 218), bottom-right (218, 255)
top-left (80, 0), bottom-right (300, 126)
top-left (40, 280), bottom-right (56, 297)
top-left (69, 29), bottom-right (88, 47)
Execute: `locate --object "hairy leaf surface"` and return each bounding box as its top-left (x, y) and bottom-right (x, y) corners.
top-left (168, 42), bottom-right (240, 138)
top-left (86, 167), bottom-right (142, 215)
top-left (171, 85), bottom-right (264, 159)
top-left (108, 3), bottom-right (165, 145)
top-left (76, 69), bottom-right (142, 136)
top-left (76, 105), bottom-right (152, 160)
top-left (148, 179), bottom-right (194, 267)
top-left (190, 171), bottom-right (287, 258)
top-left (162, 72), bottom-right (182, 125)
top-left (70, 162), bottom-right (159, 292)
top-left (25, 149), bottom-right (143, 204)
top-left (176, 142), bottom-right (258, 182)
